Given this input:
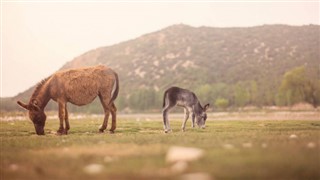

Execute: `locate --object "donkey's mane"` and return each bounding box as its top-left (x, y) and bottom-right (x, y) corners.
top-left (31, 76), bottom-right (52, 100)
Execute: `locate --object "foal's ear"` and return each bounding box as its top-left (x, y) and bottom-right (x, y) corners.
top-left (203, 103), bottom-right (210, 111)
top-left (17, 101), bottom-right (30, 110)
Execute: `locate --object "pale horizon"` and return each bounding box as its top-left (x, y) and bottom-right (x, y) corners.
top-left (1, 1), bottom-right (319, 97)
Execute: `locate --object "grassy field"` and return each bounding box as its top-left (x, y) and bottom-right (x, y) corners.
top-left (1, 115), bottom-right (320, 180)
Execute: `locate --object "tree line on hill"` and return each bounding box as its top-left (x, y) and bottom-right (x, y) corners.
top-left (1, 65), bottom-right (319, 113)
top-left (115, 66), bottom-right (319, 112)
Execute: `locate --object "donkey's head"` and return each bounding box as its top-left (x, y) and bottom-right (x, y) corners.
top-left (17, 100), bottom-right (46, 135)
top-left (195, 103), bottom-right (210, 129)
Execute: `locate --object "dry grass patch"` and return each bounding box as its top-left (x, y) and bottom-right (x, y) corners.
top-left (32, 143), bottom-right (167, 158)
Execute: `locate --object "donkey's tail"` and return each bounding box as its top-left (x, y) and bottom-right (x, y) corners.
top-left (109, 72), bottom-right (119, 105)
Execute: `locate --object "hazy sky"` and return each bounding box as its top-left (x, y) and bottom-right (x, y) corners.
top-left (1, 1), bottom-right (319, 97)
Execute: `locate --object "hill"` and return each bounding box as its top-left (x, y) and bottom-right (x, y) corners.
top-left (4, 24), bottom-right (320, 112)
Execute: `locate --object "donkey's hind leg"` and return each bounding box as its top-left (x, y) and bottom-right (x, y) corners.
top-left (109, 103), bottom-right (117, 133)
top-left (99, 109), bottom-right (110, 133)
top-left (98, 94), bottom-right (111, 133)
top-left (162, 103), bottom-right (174, 133)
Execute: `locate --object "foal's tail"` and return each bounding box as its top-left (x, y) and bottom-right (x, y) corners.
top-left (109, 72), bottom-right (119, 105)
top-left (162, 90), bottom-right (168, 108)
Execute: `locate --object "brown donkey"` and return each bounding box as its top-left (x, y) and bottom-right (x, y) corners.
top-left (17, 65), bottom-right (119, 135)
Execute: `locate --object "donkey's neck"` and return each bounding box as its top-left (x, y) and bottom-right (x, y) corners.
top-left (193, 101), bottom-right (203, 115)
top-left (30, 77), bottom-right (52, 110)
top-left (34, 89), bottom-right (51, 110)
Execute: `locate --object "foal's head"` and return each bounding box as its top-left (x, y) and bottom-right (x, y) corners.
top-left (195, 103), bottom-right (210, 129)
top-left (17, 100), bottom-right (46, 135)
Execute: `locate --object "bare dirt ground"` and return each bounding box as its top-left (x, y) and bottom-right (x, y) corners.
top-left (2, 110), bottom-right (319, 121)
top-left (117, 111), bottom-right (320, 121)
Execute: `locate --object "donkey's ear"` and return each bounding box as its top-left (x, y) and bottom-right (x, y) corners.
top-left (31, 100), bottom-right (41, 111)
top-left (203, 103), bottom-right (210, 111)
top-left (17, 101), bottom-right (30, 110)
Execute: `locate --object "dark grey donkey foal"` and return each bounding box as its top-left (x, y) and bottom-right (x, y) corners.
top-left (162, 87), bottom-right (210, 133)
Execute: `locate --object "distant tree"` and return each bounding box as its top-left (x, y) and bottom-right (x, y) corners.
top-left (195, 84), bottom-right (215, 104)
top-left (249, 81), bottom-right (259, 105)
top-left (128, 88), bottom-right (158, 111)
top-left (277, 66), bottom-right (319, 107)
top-left (234, 83), bottom-right (250, 107)
top-left (211, 83), bottom-right (230, 100)
top-left (214, 98), bottom-right (229, 110)
top-left (115, 94), bottom-right (126, 111)
top-left (195, 83), bottom-right (231, 106)
top-left (304, 79), bottom-right (320, 107)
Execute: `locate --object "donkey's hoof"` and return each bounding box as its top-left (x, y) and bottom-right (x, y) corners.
top-left (109, 130), bottom-right (115, 134)
top-left (56, 131), bottom-right (63, 136)
top-left (99, 129), bottom-right (105, 133)
top-left (164, 129), bottom-right (172, 133)
top-left (56, 129), bottom-right (67, 135)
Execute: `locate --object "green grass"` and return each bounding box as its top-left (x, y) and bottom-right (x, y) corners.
top-left (1, 117), bottom-right (320, 180)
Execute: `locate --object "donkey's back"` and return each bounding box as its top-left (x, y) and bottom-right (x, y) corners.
top-left (163, 87), bottom-right (198, 108)
top-left (50, 65), bottom-right (118, 106)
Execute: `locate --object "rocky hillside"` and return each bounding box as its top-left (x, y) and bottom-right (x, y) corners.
top-left (62, 24), bottom-right (319, 91)
top-left (7, 24), bottom-right (320, 111)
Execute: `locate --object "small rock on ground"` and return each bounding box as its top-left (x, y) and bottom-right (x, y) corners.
top-left (166, 146), bottom-right (204, 163)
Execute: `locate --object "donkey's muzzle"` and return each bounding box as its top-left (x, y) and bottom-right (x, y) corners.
top-left (34, 125), bottom-right (45, 135)
top-left (36, 131), bottom-right (45, 135)
top-left (197, 124), bottom-right (206, 129)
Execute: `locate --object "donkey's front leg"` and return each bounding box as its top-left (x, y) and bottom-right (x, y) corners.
top-left (64, 106), bottom-right (70, 134)
top-left (191, 113), bottom-right (196, 128)
top-left (181, 108), bottom-right (189, 132)
top-left (57, 101), bottom-right (67, 135)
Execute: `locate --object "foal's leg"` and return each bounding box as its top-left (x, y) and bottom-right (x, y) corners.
top-left (191, 113), bottom-right (196, 128)
top-left (109, 103), bottom-right (117, 133)
top-left (162, 108), bottom-right (171, 133)
top-left (162, 104), bottom-right (173, 133)
top-left (181, 108), bottom-right (190, 132)
top-left (57, 101), bottom-right (67, 135)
